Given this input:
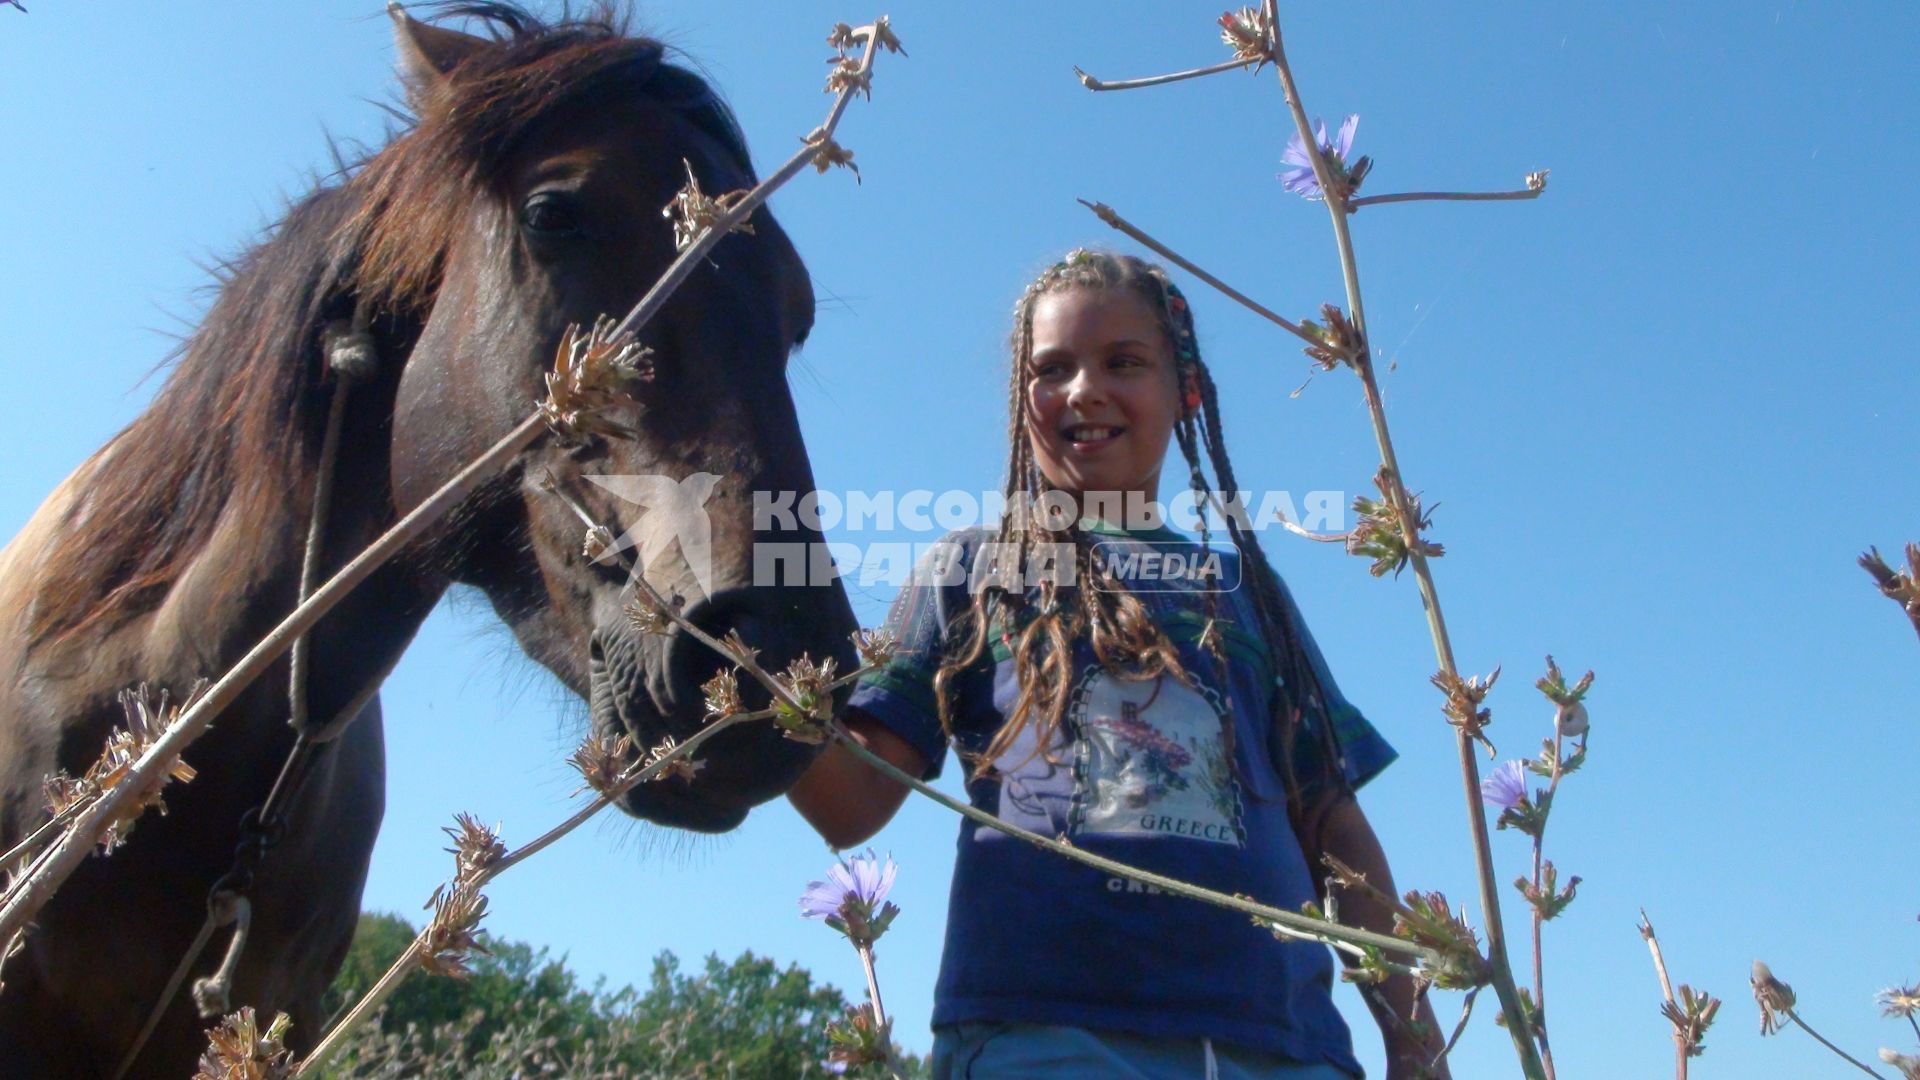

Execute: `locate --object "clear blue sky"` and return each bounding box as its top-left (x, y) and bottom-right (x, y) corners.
top-left (3, 2), bottom-right (1917, 1076)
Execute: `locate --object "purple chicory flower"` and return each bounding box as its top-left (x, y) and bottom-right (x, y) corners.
top-left (1280, 113), bottom-right (1359, 200)
top-left (800, 850), bottom-right (900, 948)
top-left (799, 850), bottom-right (895, 918)
top-left (1480, 759), bottom-right (1530, 813)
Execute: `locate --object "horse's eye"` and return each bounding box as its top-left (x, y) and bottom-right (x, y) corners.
top-left (520, 191), bottom-right (582, 238)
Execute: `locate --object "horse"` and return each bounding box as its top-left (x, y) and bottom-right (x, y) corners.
top-left (0, 5), bottom-right (858, 1075)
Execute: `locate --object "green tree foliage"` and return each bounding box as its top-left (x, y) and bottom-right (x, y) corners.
top-left (319, 912), bottom-right (926, 1079)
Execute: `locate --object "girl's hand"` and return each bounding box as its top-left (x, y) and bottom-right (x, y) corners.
top-left (1303, 794), bottom-right (1453, 1080)
top-left (787, 710), bottom-right (928, 849)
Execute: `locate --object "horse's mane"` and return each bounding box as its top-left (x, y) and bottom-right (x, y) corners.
top-left (28, 2), bottom-right (753, 645)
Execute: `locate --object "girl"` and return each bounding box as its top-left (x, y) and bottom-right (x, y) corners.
top-left (791, 251), bottom-right (1443, 1079)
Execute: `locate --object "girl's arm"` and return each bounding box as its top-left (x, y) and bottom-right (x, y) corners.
top-left (1305, 794), bottom-right (1453, 1080)
top-left (787, 709), bottom-right (930, 850)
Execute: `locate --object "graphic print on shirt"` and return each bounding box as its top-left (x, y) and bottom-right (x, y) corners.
top-left (1069, 666), bottom-right (1246, 847)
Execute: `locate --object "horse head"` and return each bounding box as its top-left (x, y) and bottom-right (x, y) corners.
top-left (0, 8), bottom-right (861, 1074)
top-left (372, 7), bottom-right (857, 831)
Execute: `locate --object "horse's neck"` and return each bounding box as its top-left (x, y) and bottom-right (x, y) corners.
top-left (142, 446), bottom-right (442, 744)
top-left (3, 435), bottom-right (439, 778)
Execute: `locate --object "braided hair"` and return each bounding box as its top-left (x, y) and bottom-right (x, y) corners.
top-left (933, 250), bottom-right (1346, 819)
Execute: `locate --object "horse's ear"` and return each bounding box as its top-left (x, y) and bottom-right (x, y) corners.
top-left (388, 2), bottom-right (487, 107)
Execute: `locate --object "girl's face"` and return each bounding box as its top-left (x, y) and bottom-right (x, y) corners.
top-left (1024, 287), bottom-right (1181, 509)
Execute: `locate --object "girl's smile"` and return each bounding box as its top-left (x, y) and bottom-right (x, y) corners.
top-left (1062, 423), bottom-right (1123, 450)
top-left (1025, 287), bottom-right (1181, 509)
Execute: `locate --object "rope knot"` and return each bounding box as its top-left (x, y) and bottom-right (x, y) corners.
top-left (322, 319), bottom-right (379, 383)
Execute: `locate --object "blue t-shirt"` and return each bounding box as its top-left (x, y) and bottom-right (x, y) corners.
top-left (847, 524), bottom-right (1396, 1075)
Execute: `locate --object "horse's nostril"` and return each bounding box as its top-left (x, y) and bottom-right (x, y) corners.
top-left (666, 590), bottom-right (776, 705)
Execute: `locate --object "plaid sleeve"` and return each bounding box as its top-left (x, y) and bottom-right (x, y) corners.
top-left (844, 538), bottom-right (974, 780)
top-left (1279, 582), bottom-right (1398, 797)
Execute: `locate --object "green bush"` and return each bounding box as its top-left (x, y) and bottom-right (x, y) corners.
top-left (317, 913), bottom-right (926, 1079)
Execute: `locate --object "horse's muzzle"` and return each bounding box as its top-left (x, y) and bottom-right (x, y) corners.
top-left (586, 587), bottom-right (841, 832)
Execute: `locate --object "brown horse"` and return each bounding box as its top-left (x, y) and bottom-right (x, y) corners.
top-left (0, 5), bottom-right (856, 1076)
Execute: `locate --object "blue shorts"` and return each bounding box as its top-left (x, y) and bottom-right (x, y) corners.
top-left (931, 1022), bottom-right (1360, 1080)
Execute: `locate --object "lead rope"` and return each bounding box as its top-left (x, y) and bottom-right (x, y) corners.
top-left (113, 313), bottom-right (377, 1080)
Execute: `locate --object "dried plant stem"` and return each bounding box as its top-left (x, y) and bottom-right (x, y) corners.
top-left (1072, 55), bottom-right (1259, 91)
top-left (2, 839), bottom-right (62, 922)
top-left (0, 16), bottom-right (902, 949)
top-left (644, 579), bottom-right (794, 704)
top-left (0, 799), bottom-right (88, 873)
top-left (1638, 911), bottom-right (1688, 1080)
top-left (1077, 199), bottom-right (1321, 349)
top-left (487, 710), bottom-right (757, 877)
top-left (1785, 1010), bottom-right (1889, 1079)
top-left (1351, 981), bottom-right (1421, 1055)
top-left (1349, 189), bottom-right (1544, 212)
top-left (543, 477), bottom-right (795, 708)
top-left (0, 412), bottom-right (544, 951)
top-left (296, 938), bottom-right (424, 1075)
top-left (1262, 3), bottom-right (1544, 1075)
top-left (296, 707), bottom-right (757, 1075)
top-left (1432, 985), bottom-right (1479, 1075)
top-left (545, 476), bottom-right (881, 720)
top-left (300, 656), bottom-right (882, 1075)
top-left (608, 19), bottom-right (887, 342)
top-left (829, 723), bottom-right (1431, 966)
top-left (1639, 913), bottom-right (1677, 1004)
